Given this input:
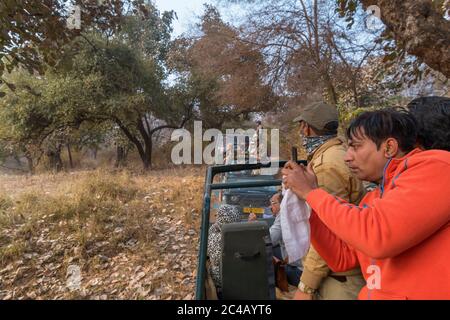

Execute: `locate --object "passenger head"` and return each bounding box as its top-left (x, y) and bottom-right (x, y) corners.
top-left (407, 96), bottom-right (450, 151)
top-left (293, 101), bottom-right (339, 138)
top-left (270, 192), bottom-right (283, 216)
top-left (344, 109), bottom-right (417, 183)
top-left (216, 204), bottom-right (240, 225)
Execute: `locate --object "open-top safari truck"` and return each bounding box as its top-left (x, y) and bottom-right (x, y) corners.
top-left (195, 160), bottom-right (306, 300)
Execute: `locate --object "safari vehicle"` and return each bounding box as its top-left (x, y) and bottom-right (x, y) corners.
top-left (195, 160), bottom-right (306, 300)
top-left (221, 170), bottom-right (279, 219)
top-left (216, 133), bottom-right (278, 219)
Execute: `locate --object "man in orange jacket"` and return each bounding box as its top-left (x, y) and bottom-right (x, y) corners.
top-left (283, 109), bottom-right (450, 300)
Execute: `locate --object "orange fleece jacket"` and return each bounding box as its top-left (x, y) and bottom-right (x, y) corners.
top-left (306, 149), bottom-right (450, 300)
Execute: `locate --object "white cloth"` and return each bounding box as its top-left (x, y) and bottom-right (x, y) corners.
top-left (280, 188), bottom-right (311, 264)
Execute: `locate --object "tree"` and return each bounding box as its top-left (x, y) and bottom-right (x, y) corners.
top-left (0, 0), bottom-right (199, 171)
top-left (222, 0), bottom-right (449, 89)
top-left (338, 0), bottom-right (450, 78)
top-left (0, 0), bottom-right (151, 96)
top-left (0, 68), bottom-right (51, 172)
top-left (0, 3), bottom-right (196, 171)
top-left (170, 5), bottom-right (278, 129)
top-left (52, 41), bottom-right (189, 169)
top-left (216, 0), bottom-right (382, 109)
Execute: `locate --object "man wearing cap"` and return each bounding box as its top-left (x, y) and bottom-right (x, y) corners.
top-left (292, 101), bottom-right (366, 300)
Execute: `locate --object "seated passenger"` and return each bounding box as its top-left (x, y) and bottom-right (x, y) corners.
top-left (249, 192), bottom-right (303, 286)
top-left (207, 204), bottom-right (241, 288)
top-left (407, 96), bottom-right (450, 151)
top-left (283, 109), bottom-right (450, 300)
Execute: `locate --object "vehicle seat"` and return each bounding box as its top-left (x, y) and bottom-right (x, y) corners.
top-left (220, 221), bottom-right (275, 300)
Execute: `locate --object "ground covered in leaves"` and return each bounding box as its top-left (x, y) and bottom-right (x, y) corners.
top-left (0, 167), bottom-right (204, 300)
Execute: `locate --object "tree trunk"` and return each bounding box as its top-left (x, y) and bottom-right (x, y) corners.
top-left (67, 143), bottom-right (74, 169)
top-left (142, 138), bottom-right (153, 170)
top-left (51, 152), bottom-right (63, 172)
top-left (360, 0), bottom-right (450, 77)
top-left (114, 115), bottom-right (190, 171)
top-left (25, 155), bottom-right (34, 174)
top-left (14, 154), bottom-right (22, 166)
top-left (352, 77), bottom-right (360, 108)
top-left (324, 73), bottom-right (338, 106)
top-left (92, 148), bottom-right (97, 160)
top-left (47, 145), bottom-right (63, 173)
top-left (115, 146), bottom-right (128, 168)
top-left (55, 144), bottom-right (63, 172)
top-left (137, 117), bottom-right (154, 171)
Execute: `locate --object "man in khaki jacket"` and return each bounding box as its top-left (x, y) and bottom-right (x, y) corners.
top-left (292, 102), bottom-right (366, 300)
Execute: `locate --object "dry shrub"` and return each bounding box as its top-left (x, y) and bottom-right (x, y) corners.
top-left (0, 167), bottom-right (204, 266)
top-left (0, 171), bottom-right (141, 260)
top-left (0, 192), bottom-right (12, 211)
top-left (80, 171), bottom-right (139, 202)
top-left (0, 192), bottom-right (13, 221)
top-left (0, 240), bottom-right (26, 265)
top-left (0, 167), bottom-right (205, 299)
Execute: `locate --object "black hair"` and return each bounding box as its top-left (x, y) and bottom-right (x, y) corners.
top-left (278, 192), bottom-right (283, 202)
top-left (407, 96), bottom-right (450, 151)
top-left (346, 109), bottom-right (418, 153)
top-left (273, 191), bottom-right (283, 203)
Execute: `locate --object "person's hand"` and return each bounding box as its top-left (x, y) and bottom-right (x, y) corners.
top-left (281, 161), bottom-right (318, 200)
top-left (293, 289), bottom-right (314, 300)
top-left (248, 213), bottom-right (257, 222)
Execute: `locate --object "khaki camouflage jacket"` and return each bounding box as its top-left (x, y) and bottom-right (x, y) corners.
top-left (301, 136), bottom-right (365, 290)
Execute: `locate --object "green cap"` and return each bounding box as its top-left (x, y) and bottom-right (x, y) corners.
top-left (293, 101), bottom-right (338, 130)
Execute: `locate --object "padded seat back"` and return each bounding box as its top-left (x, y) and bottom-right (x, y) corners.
top-left (221, 221), bottom-right (275, 300)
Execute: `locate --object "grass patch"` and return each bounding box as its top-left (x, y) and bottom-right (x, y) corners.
top-left (0, 192), bottom-right (21, 228)
top-left (0, 193), bottom-right (12, 211)
top-left (0, 167), bottom-right (204, 299)
top-left (81, 171), bottom-right (139, 203)
top-left (0, 240), bottom-right (26, 265)
top-left (0, 168), bottom-right (203, 264)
